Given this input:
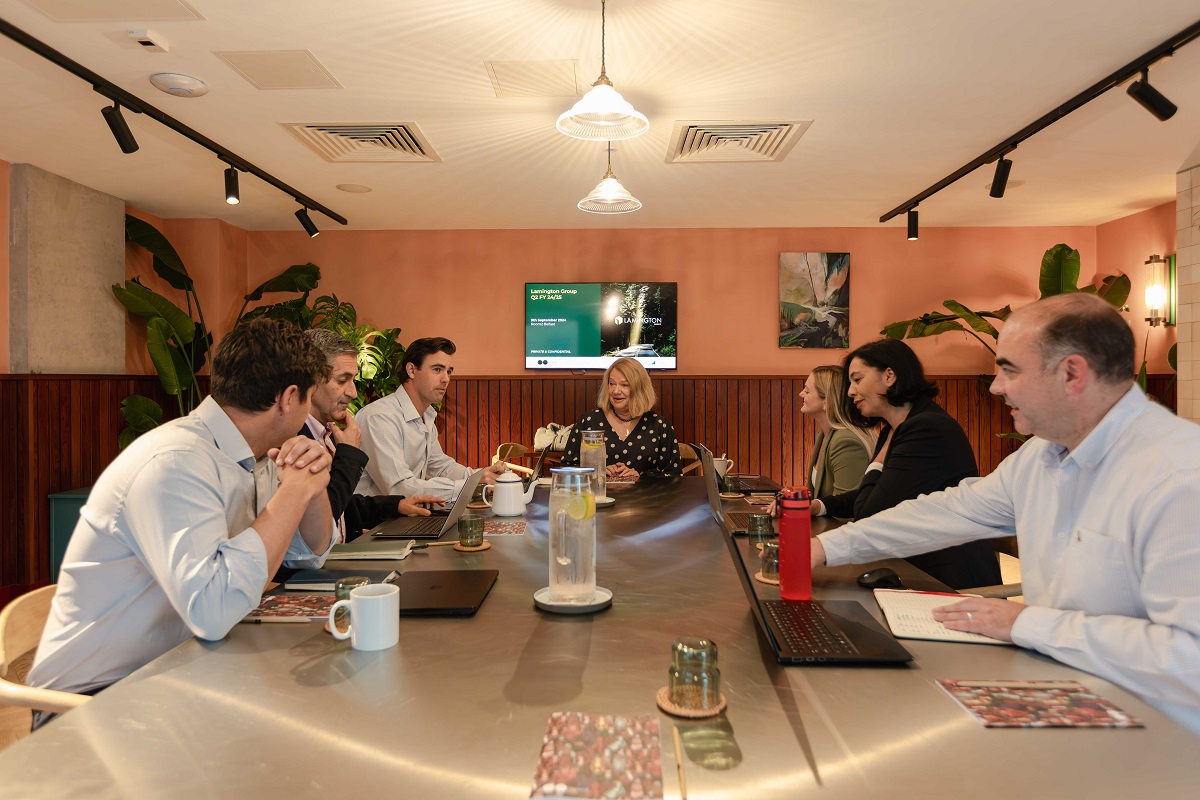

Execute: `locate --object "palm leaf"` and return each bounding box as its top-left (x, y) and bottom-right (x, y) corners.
top-left (111, 280), bottom-right (195, 343)
top-left (125, 215), bottom-right (192, 291)
top-left (1039, 244), bottom-right (1080, 298)
top-left (943, 300), bottom-right (998, 338)
top-left (1169, 343), bottom-right (1178, 371)
top-left (146, 318), bottom-right (184, 396)
top-left (1094, 273), bottom-right (1132, 309)
top-left (244, 263), bottom-right (321, 301)
top-left (119, 394), bottom-right (164, 431)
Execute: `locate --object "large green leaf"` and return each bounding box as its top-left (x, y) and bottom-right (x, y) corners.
top-left (1169, 343), bottom-right (1178, 372)
top-left (880, 320), bottom-right (912, 339)
top-left (147, 318), bottom-right (184, 396)
top-left (1135, 359), bottom-right (1148, 392)
top-left (1039, 244), bottom-right (1081, 298)
top-left (119, 394), bottom-right (164, 431)
top-left (189, 326), bottom-right (213, 375)
top-left (943, 300), bottom-right (998, 338)
top-left (1094, 273), bottom-right (1131, 309)
top-left (981, 305), bottom-right (1013, 321)
top-left (244, 263), bottom-right (321, 301)
top-left (125, 215), bottom-right (193, 291)
top-left (916, 320), bottom-right (966, 336)
top-left (111, 280), bottom-right (195, 343)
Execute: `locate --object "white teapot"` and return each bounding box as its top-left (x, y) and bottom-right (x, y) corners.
top-left (481, 471), bottom-right (536, 517)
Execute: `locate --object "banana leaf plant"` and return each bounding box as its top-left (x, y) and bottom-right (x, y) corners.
top-left (114, 215), bottom-right (321, 447)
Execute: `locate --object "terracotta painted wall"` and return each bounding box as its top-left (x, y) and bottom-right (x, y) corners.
top-left (0, 158), bottom-right (9, 373)
top-left (1096, 202), bottom-right (1177, 373)
top-left (244, 225), bottom-right (1106, 377)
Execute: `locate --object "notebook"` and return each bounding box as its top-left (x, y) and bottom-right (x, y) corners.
top-left (873, 589), bottom-right (1013, 645)
top-left (371, 470), bottom-right (485, 540)
top-left (396, 569), bottom-right (499, 616)
top-left (696, 443), bottom-right (912, 665)
top-left (282, 568), bottom-right (397, 592)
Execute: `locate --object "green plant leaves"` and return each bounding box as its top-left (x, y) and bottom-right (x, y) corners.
top-left (244, 263), bottom-right (321, 301)
top-left (118, 395), bottom-right (164, 448)
top-left (943, 300), bottom-right (998, 337)
top-left (125, 216), bottom-right (193, 291)
top-left (1169, 343), bottom-right (1178, 371)
top-left (111, 279), bottom-right (195, 343)
top-left (1095, 273), bottom-right (1132, 308)
top-left (1039, 244), bottom-right (1081, 298)
top-left (146, 318), bottom-right (184, 396)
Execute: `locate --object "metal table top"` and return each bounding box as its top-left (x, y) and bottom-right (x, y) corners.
top-left (1, 478), bottom-right (1196, 799)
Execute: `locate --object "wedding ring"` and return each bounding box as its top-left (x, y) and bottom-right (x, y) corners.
top-left (966, 612), bottom-right (974, 622)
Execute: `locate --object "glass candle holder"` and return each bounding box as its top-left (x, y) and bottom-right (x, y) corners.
top-left (668, 635), bottom-right (721, 711)
top-left (721, 473), bottom-right (739, 494)
top-left (760, 542), bottom-right (780, 581)
top-left (745, 513), bottom-right (773, 542)
top-left (457, 512), bottom-right (485, 547)
top-left (333, 575), bottom-right (371, 633)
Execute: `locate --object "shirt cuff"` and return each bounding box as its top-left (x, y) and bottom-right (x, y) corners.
top-left (865, 462), bottom-right (884, 473)
top-left (1009, 604), bottom-right (1062, 650)
top-left (282, 521), bottom-right (338, 569)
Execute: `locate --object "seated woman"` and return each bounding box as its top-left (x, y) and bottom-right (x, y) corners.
top-left (815, 339), bottom-right (1002, 590)
top-left (561, 357), bottom-right (682, 482)
top-left (802, 365), bottom-right (876, 502)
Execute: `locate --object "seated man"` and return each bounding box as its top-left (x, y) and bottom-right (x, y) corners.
top-left (28, 319), bottom-right (337, 728)
top-left (300, 329), bottom-right (444, 541)
top-left (812, 294), bottom-right (1200, 734)
top-left (355, 336), bottom-right (505, 501)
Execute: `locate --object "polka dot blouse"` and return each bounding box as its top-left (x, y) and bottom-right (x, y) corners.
top-left (560, 408), bottom-right (683, 478)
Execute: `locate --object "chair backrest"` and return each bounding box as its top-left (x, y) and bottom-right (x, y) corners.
top-left (678, 442), bottom-right (703, 476)
top-left (494, 442), bottom-right (527, 464)
top-left (0, 585), bottom-right (91, 713)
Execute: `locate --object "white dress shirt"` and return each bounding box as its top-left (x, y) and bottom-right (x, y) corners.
top-left (354, 389), bottom-right (472, 500)
top-left (29, 397), bottom-right (333, 695)
top-left (820, 385), bottom-right (1200, 734)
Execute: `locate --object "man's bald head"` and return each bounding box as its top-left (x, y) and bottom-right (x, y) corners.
top-left (1004, 293), bottom-right (1134, 385)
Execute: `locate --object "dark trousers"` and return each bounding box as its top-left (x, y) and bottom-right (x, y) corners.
top-left (30, 684), bottom-right (108, 733)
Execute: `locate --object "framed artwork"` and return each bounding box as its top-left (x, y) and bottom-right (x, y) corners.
top-left (779, 252), bottom-right (850, 348)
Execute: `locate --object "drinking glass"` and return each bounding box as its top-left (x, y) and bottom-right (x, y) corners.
top-left (760, 542), bottom-right (780, 581)
top-left (579, 430), bottom-right (606, 500)
top-left (668, 636), bottom-right (721, 711)
top-left (746, 513), bottom-right (773, 542)
top-left (458, 512), bottom-right (484, 547)
top-left (548, 467), bottom-right (597, 604)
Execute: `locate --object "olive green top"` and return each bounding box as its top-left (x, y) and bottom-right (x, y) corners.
top-left (808, 426), bottom-right (870, 499)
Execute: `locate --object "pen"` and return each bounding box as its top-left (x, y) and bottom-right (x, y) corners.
top-left (385, 570), bottom-right (400, 583)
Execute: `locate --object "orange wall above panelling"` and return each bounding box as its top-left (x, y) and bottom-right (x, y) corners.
top-left (245, 224), bottom-right (1105, 377)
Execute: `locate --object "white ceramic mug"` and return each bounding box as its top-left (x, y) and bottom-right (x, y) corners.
top-left (712, 458), bottom-right (734, 478)
top-left (329, 583), bottom-right (400, 651)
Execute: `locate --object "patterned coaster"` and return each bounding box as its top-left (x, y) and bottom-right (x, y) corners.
top-left (484, 520), bottom-right (527, 536)
top-left (655, 686), bottom-right (727, 719)
top-left (466, 501), bottom-right (489, 510)
top-left (453, 541), bottom-right (492, 553)
top-left (754, 571), bottom-right (780, 586)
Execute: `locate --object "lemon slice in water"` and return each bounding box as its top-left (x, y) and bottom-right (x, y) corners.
top-left (567, 494), bottom-right (595, 520)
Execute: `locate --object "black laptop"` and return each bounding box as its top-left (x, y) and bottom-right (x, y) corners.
top-left (371, 470), bottom-right (485, 540)
top-left (695, 444), bottom-right (912, 665)
top-left (729, 474), bottom-right (782, 494)
top-left (396, 569), bottom-right (498, 617)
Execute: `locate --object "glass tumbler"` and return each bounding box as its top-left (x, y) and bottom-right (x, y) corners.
top-left (746, 513), bottom-right (773, 542)
top-left (548, 467), bottom-right (597, 603)
top-left (333, 575), bottom-right (371, 633)
top-left (760, 542), bottom-right (780, 581)
top-left (458, 512), bottom-right (485, 547)
top-left (579, 430), bottom-right (606, 500)
top-left (668, 636), bottom-right (721, 711)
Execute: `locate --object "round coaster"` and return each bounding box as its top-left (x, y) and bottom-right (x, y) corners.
top-left (466, 501), bottom-right (489, 510)
top-left (534, 586), bottom-right (614, 614)
top-left (595, 495), bottom-right (616, 508)
top-left (718, 492), bottom-right (742, 500)
top-left (453, 541), bottom-right (492, 553)
top-left (754, 571), bottom-right (780, 586)
top-left (655, 687), bottom-right (727, 719)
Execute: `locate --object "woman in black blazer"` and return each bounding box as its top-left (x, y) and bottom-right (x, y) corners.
top-left (815, 339), bottom-right (1002, 590)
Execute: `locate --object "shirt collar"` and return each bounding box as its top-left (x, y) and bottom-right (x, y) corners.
top-left (304, 414), bottom-right (327, 441)
top-left (195, 396), bottom-right (257, 473)
top-left (395, 386), bottom-right (437, 426)
top-left (1062, 383), bottom-right (1148, 470)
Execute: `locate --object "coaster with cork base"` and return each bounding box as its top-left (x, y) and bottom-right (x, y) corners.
top-left (753, 571), bottom-right (780, 586)
top-left (466, 501), bottom-right (489, 510)
top-left (453, 541), bottom-right (491, 553)
top-left (655, 687), bottom-right (727, 718)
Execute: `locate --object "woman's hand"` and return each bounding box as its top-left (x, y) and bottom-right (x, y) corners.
top-left (608, 464), bottom-right (640, 482)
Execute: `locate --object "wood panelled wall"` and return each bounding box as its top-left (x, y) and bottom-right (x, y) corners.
top-left (1, 374), bottom-right (1177, 586)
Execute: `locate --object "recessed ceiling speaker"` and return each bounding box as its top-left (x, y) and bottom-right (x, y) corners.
top-left (149, 73), bottom-right (209, 98)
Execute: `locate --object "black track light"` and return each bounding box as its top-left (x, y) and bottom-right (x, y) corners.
top-left (906, 209), bottom-right (918, 241)
top-left (1127, 69), bottom-right (1177, 121)
top-left (224, 166), bottom-right (240, 205)
top-left (101, 103), bottom-right (138, 154)
top-left (295, 207), bottom-right (320, 238)
top-left (990, 156), bottom-right (1013, 198)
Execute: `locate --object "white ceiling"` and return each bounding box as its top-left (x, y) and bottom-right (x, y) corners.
top-left (1, 0), bottom-right (1199, 232)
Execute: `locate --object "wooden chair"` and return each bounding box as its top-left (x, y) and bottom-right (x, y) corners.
top-left (492, 442), bottom-right (534, 475)
top-left (678, 443), bottom-right (703, 476)
top-left (0, 585), bottom-right (91, 713)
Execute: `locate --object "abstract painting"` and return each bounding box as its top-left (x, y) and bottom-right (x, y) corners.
top-left (779, 252), bottom-right (850, 348)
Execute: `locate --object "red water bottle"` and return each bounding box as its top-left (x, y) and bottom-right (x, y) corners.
top-left (777, 487), bottom-right (812, 601)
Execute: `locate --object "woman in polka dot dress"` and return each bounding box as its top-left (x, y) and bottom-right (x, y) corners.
top-left (561, 358), bottom-right (683, 482)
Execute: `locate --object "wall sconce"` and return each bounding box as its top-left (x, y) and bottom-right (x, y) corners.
top-left (1144, 253), bottom-right (1176, 327)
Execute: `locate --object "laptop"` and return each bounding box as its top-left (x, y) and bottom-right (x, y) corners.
top-left (371, 470), bottom-right (485, 539)
top-left (698, 444), bottom-right (764, 535)
top-left (695, 444), bottom-right (912, 665)
top-left (729, 474), bottom-right (782, 494)
top-left (396, 569), bottom-right (498, 617)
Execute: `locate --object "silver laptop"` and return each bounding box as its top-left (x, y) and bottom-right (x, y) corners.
top-left (371, 470), bottom-right (485, 540)
top-left (696, 444), bottom-right (764, 535)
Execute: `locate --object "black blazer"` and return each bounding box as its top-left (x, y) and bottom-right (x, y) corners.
top-left (299, 424), bottom-right (404, 542)
top-left (819, 395), bottom-right (1001, 590)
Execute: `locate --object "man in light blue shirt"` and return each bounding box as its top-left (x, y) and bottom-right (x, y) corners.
top-left (814, 294), bottom-right (1200, 734)
top-left (29, 319), bottom-right (337, 728)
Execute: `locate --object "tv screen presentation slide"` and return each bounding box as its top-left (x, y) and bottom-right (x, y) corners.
top-left (526, 282), bottom-right (678, 370)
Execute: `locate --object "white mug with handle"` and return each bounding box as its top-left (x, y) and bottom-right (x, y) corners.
top-left (712, 457), bottom-right (734, 478)
top-left (329, 583), bottom-right (400, 651)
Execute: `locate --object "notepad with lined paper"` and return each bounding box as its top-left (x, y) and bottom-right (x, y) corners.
top-left (872, 589), bottom-right (1013, 645)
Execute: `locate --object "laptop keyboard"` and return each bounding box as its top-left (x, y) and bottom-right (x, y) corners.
top-left (402, 517), bottom-right (446, 537)
top-left (763, 600), bottom-right (858, 656)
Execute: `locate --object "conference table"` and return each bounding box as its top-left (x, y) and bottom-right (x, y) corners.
top-left (1, 478), bottom-right (1196, 798)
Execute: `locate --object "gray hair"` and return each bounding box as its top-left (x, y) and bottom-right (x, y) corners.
top-left (1020, 294), bottom-right (1135, 384)
top-left (305, 328), bottom-right (357, 365)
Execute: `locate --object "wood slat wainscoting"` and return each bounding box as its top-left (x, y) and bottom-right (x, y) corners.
top-left (0, 374), bottom-right (1176, 586)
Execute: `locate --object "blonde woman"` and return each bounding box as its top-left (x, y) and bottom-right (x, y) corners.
top-left (561, 358), bottom-right (682, 482)
top-left (802, 365), bottom-right (877, 498)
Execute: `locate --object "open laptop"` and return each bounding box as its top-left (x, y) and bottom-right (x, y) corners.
top-left (371, 470), bottom-right (485, 539)
top-left (698, 444), bottom-right (769, 535)
top-left (696, 444), bottom-right (912, 665)
top-left (396, 569), bottom-right (498, 617)
top-left (728, 474), bottom-right (782, 494)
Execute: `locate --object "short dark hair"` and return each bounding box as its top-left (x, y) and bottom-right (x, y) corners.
top-left (210, 318), bottom-right (328, 412)
top-left (1034, 295), bottom-right (1135, 384)
top-left (306, 328), bottom-right (358, 365)
top-left (398, 337), bottom-right (456, 384)
top-left (842, 338), bottom-right (937, 427)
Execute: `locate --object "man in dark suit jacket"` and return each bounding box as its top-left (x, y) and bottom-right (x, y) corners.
top-left (303, 330), bottom-right (444, 542)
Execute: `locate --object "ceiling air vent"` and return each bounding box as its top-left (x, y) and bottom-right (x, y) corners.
top-left (666, 120), bottom-right (812, 164)
top-left (283, 123), bottom-right (442, 163)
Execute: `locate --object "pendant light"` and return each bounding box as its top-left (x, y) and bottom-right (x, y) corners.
top-left (557, 0), bottom-right (649, 141)
top-left (578, 144), bottom-right (641, 214)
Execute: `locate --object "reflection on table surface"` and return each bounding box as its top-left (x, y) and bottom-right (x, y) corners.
top-left (0, 477), bottom-right (1195, 798)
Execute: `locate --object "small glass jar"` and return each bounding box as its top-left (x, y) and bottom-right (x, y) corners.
top-left (458, 512), bottom-right (485, 547)
top-left (745, 513), bottom-right (773, 542)
top-left (333, 575), bottom-right (370, 633)
top-left (668, 636), bottom-right (721, 711)
top-left (760, 542), bottom-right (780, 581)
top-left (720, 473), bottom-right (739, 494)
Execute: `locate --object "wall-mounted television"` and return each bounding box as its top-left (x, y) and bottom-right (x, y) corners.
top-left (526, 282), bottom-right (678, 370)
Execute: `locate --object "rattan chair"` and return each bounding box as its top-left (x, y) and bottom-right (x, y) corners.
top-left (0, 586), bottom-right (91, 713)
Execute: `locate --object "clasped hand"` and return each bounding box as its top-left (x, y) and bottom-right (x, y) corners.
top-left (606, 463), bottom-right (639, 482)
top-left (268, 436), bottom-right (332, 498)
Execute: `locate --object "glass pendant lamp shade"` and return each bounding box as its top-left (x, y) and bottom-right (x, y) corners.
top-left (557, 80), bottom-right (649, 141)
top-left (578, 166), bottom-right (642, 214)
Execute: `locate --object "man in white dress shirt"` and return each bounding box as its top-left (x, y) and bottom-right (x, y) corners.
top-left (28, 319), bottom-right (336, 728)
top-left (355, 336), bottom-right (505, 501)
top-left (812, 293), bottom-right (1200, 733)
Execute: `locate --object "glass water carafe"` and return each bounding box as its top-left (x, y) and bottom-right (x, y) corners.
top-left (579, 429), bottom-right (607, 500)
top-left (548, 467), bottom-right (597, 604)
